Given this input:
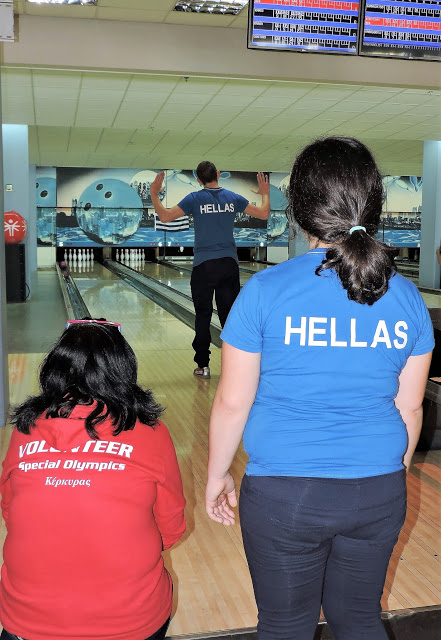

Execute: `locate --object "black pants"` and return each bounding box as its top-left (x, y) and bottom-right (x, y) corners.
top-left (239, 471), bottom-right (407, 640)
top-left (190, 257), bottom-right (240, 367)
top-left (0, 618), bottom-right (170, 640)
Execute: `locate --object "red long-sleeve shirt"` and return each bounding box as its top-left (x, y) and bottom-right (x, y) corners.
top-left (0, 406), bottom-right (186, 640)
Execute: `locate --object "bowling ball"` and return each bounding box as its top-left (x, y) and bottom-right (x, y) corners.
top-left (59, 261), bottom-right (67, 269)
top-left (4, 211), bottom-right (27, 244)
top-left (76, 179), bottom-right (143, 245)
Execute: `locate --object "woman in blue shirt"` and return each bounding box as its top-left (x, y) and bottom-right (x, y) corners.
top-left (205, 137), bottom-right (434, 640)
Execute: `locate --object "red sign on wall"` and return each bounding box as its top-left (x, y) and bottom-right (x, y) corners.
top-left (4, 211), bottom-right (27, 244)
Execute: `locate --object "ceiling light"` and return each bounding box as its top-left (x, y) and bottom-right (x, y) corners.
top-left (26, 0), bottom-right (97, 5)
top-left (173, 0), bottom-right (247, 15)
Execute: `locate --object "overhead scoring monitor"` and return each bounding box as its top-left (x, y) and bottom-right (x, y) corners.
top-left (248, 0), bottom-right (360, 55)
top-left (360, 0), bottom-right (441, 61)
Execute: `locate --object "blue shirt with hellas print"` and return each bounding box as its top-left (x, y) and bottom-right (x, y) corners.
top-left (178, 188), bottom-right (249, 267)
top-left (221, 248), bottom-right (435, 479)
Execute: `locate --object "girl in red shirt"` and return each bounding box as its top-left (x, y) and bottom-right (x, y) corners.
top-left (0, 319), bottom-right (185, 640)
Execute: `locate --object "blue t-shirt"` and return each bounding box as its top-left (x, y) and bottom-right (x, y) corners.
top-left (221, 249), bottom-right (435, 479)
top-left (178, 188), bottom-right (249, 267)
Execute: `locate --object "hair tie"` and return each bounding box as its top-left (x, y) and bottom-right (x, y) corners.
top-left (349, 226), bottom-right (366, 235)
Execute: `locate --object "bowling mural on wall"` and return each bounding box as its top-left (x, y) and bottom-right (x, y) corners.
top-left (53, 167), bottom-right (270, 249)
top-left (37, 167), bottom-right (423, 250)
top-left (378, 176), bottom-right (423, 248)
top-left (36, 167), bottom-right (57, 246)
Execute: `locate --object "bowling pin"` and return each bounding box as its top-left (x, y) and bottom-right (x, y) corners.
top-left (116, 249), bottom-right (120, 262)
top-left (90, 250), bottom-right (94, 263)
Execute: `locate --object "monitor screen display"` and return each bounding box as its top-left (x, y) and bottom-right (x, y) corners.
top-left (248, 0), bottom-right (360, 55)
top-left (360, 0), bottom-right (441, 61)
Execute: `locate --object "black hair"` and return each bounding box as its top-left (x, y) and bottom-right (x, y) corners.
top-left (196, 161), bottom-right (218, 185)
top-left (286, 136), bottom-right (396, 305)
top-left (11, 320), bottom-right (163, 438)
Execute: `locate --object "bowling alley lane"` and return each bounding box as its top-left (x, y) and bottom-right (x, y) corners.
top-left (71, 261), bottom-right (194, 351)
top-left (115, 259), bottom-right (260, 307)
top-left (421, 290), bottom-right (441, 310)
top-left (240, 260), bottom-right (273, 273)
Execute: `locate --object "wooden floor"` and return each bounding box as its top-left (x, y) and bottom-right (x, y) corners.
top-left (2, 265), bottom-right (441, 636)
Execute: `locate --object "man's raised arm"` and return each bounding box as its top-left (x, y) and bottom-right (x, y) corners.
top-left (244, 172), bottom-right (271, 220)
top-left (149, 171), bottom-right (187, 223)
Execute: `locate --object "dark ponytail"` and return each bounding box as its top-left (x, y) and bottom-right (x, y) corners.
top-left (286, 136), bottom-right (396, 305)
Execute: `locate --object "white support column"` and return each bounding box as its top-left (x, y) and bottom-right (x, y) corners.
top-left (419, 141), bottom-right (441, 289)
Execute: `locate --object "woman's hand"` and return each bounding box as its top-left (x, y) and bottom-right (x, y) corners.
top-left (205, 473), bottom-right (237, 526)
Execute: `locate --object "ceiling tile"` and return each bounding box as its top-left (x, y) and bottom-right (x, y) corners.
top-left (96, 8), bottom-right (168, 22)
top-left (2, 68), bottom-right (32, 86)
top-left (165, 12), bottom-right (237, 27)
top-left (32, 70), bottom-right (82, 89)
top-left (24, 3), bottom-right (97, 18)
top-left (98, 0), bottom-right (175, 8)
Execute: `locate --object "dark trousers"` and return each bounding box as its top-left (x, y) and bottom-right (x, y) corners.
top-left (0, 618), bottom-right (170, 640)
top-left (239, 471), bottom-right (407, 640)
top-left (190, 257), bottom-right (240, 367)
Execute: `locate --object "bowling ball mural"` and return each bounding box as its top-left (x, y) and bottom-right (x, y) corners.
top-left (76, 179), bottom-right (143, 245)
top-left (36, 177), bottom-right (57, 245)
top-left (130, 170), bottom-right (165, 208)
